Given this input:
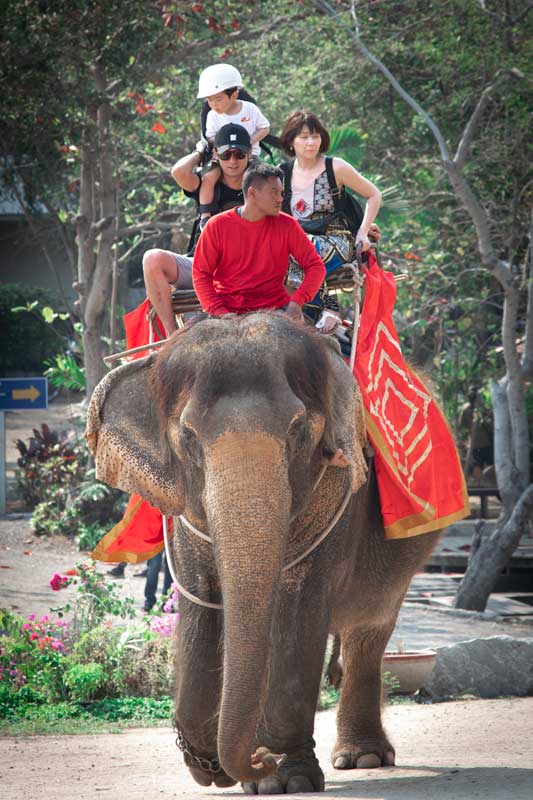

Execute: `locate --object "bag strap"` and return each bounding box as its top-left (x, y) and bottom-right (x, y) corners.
top-left (279, 160), bottom-right (295, 215)
top-left (324, 156), bottom-right (344, 212)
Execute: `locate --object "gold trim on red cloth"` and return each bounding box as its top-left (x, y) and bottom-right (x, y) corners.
top-left (91, 495), bottom-right (165, 564)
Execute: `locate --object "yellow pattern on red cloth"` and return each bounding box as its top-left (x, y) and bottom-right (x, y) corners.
top-left (353, 252), bottom-right (469, 538)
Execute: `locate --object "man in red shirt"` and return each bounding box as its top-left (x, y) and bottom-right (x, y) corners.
top-left (193, 161), bottom-right (326, 321)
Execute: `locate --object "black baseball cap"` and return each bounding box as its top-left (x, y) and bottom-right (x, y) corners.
top-left (214, 123), bottom-right (252, 155)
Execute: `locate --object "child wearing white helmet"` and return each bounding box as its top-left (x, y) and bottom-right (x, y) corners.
top-left (197, 64), bottom-right (270, 226)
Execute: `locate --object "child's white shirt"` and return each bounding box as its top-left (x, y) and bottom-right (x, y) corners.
top-left (206, 100), bottom-right (270, 156)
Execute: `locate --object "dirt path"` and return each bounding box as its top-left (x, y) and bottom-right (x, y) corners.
top-left (2, 698), bottom-right (532, 799)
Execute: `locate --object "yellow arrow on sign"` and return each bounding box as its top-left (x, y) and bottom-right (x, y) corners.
top-left (12, 386), bottom-right (41, 402)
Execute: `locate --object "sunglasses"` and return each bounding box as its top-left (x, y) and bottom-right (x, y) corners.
top-left (218, 149), bottom-right (247, 161)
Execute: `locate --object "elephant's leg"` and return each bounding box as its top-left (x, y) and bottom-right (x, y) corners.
top-left (332, 623), bottom-right (396, 770)
top-left (242, 593), bottom-right (329, 795)
top-left (174, 604), bottom-right (235, 788)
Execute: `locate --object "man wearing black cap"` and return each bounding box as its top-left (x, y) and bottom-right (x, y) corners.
top-left (143, 123), bottom-right (252, 337)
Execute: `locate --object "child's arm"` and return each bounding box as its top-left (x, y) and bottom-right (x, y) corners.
top-left (251, 126), bottom-right (270, 148)
top-left (198, 165), bottom-right (222, 226)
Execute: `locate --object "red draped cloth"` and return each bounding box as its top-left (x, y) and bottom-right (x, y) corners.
top-left (91, 301), bottom-right (167, 563)
top-left (353, 253), bottom-right (470, 538)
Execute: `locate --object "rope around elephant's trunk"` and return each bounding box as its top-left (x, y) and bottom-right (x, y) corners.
top-left (163, 475), bottom-right (354, 610)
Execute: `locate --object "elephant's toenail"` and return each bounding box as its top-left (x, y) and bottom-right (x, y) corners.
top-left (334, 756), bottom-right (351, 769)
top-left (286, 776), bottom-right (314, 792)
top-left (356, 753), bottom-right (382, 769)
top-left (258, 776), bottom-right (284, 794)
top-left (384, 750), bottom-right (395, 765)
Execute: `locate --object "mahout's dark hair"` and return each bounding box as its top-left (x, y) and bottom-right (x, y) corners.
top-left (223, 86), bottom-right (239, 98)
top-left (242, 162), bottom-right (284, 196)
top-left (279, 110), bottom-right (330, 156)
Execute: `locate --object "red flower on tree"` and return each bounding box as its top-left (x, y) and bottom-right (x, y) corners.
top-left (151, 122), bottom-right (167, 135)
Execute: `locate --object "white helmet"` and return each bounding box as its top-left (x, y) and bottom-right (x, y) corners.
top-left (197, 64), bottom-right (243, 98)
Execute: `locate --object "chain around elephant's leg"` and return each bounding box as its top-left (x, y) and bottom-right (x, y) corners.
top-left (173, 603), bottom-right (236, 788)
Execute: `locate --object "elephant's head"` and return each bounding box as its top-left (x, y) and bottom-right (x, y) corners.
top-left (86, 312), bottom-right (365, 783)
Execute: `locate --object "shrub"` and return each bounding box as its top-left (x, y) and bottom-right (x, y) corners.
top-left (15, 423), bottom-right (86, 509)
top-left (121, 636), bottom-right (174, 698)
top-left (63, 662), bottom-right (107, 702)
top-left (0, 283), bottom-right (69, 375)
top-left (14, 424), bottom-right (127, 539)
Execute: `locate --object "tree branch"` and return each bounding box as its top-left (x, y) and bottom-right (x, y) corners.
top-left (117, 221), bottom-right (180, 237)
top-left (454, 69), bottom-right (524, 170)
top-left (312, 0), bottom-right (513, 285)
top-left (521, 209), bottom-right (533, 378)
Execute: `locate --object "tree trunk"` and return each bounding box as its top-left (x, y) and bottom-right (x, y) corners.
top-left (76, 64), bottom-right (118, 398)
top-left (454, 484), bottom-right (533, 611)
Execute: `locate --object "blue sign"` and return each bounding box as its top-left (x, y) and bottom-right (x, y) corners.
top-left (0, 378), bottom-right (48, 410)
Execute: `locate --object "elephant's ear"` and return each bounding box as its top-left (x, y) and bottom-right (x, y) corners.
top-left (85, 355), bottom-right (185, 516)
top-left (327, 347), bottom-right (367, 494)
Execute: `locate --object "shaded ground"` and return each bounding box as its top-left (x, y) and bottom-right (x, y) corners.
top-left (1, 698), bottom-right (532, 799)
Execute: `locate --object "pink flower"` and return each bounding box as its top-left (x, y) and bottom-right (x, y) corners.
top-left (27, 614), bottom-right (35, 621)
top-left (150, 614), bottom-right (178, 637)
top-left (29, 632), bottom-right (39, 641)
top-left (49, 574), bottom-right (69, 591)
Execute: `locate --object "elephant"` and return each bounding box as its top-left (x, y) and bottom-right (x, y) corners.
top-left (86, 311), bottom-right (439, 794)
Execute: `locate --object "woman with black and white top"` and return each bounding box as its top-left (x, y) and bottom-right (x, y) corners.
top-left (280, 110), bottom-right (381, 332)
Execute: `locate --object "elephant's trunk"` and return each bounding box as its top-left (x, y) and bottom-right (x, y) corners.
top-left (204, 431), bottom-right (289, 784)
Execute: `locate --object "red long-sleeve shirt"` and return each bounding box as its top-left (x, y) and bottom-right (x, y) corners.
top-left (192, 208), bottom-right (326, 316)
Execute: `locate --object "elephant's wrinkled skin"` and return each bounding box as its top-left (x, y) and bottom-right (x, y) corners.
top-left (86, 313), bottom-right (439, 794)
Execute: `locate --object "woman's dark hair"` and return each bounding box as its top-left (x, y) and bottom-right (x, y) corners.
top-left (223, 86), bottom-right (239, 97)
top-left (242, 162), bottom-right (284, 196)
top-left (279, 110), bottom-right (330, 156)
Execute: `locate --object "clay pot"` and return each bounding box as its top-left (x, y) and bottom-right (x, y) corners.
top-left (383, 650), bottom-right (437, 694)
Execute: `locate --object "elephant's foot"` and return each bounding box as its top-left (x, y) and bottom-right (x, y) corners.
top-left (242, 748), bottom-right (324, 794)
top-left (179, 740), bottom-right (237, 788)
top-left (332, 734), bottom-right (395, 769)
top-left (186, 759), bottom-right (237, 788)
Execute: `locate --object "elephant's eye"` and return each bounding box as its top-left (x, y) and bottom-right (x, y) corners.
top-left (179, 425), bottom-right (203, 467)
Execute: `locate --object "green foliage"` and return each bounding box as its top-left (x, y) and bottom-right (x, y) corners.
top-left (0, 610), bottom-right (69, 703)
top-left (14, 423), bottom-right (86, 509)
top-left (1, 566), bottom-right (176, 722)
top-left (52, 562), bottom-right (136, 631)
top-left (0, 284), bottom-right (68, 375)
top-left (14, 425), bottom-right (127, 543)
top-left (63, 662), bottom-right (106, 702)
top-left (0, 694), bottom-right (173, 734)
top-left (383, 670), bottom-right (401, 696)
top-left (44, 353), bottom-right (86, 392)
top-left (75, 523), bottom-right (111, 552)
top-left (2, 0), bottom-right (531, 421)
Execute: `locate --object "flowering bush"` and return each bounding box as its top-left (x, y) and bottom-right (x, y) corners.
top-left (0, 611), bottom-right (69, 702)
top-left (0, 564), bottom-right (179, 717)
top-left (50, 561), bottom-right (136, 631)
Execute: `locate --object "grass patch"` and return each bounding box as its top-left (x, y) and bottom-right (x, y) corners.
top-left (0, 695), bottom-right (174, 736)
